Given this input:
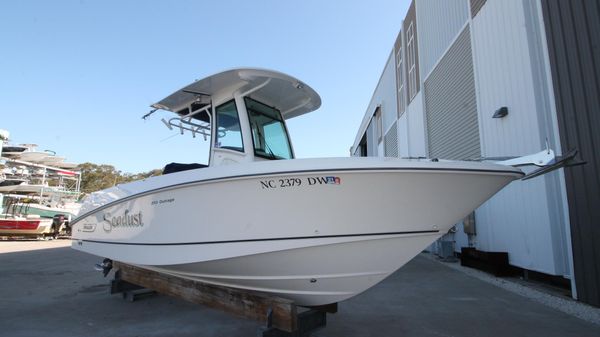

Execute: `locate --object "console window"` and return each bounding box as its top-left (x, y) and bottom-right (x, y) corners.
top-left (245, 97), bottom-right (293, 160)
top-left (215, 100), bottom-right (243, 152)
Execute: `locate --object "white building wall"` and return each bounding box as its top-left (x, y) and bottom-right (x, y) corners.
top-left (416, 0), bottom-right (469, 79)
top-left (405, 92), bottom-right (427, 157)
top-left (352, 0), bottom-right (571, 279)
top-left (453, 222), bottom-right (469, 252)
top-left (353, 52), bottom-right (399, 158)
top-left (473, 1), bottom-right (543, 157)
top-left (458, 0), bottom-right (570, 276)
top-left (351, 47), bottom-right (425, 159)
top-left (351, 52), bottom-right (398, 156)
top-left (380, 53), bottom-right (399, 134)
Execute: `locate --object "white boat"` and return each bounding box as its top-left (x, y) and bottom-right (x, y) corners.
top-left (13, 165), bottom-right (30, 176)
top-left (71, 68), bottom-right (545, 306)
top-left (0, 183), bottom-right (59, 195)
top-left (0, 177), bottom-right (27, 187)
top-left (18, 151), bottom-right (50, 163)
top-left (0, 214), bottom-right (56, 238)
top-left (1, 143), bottom-right (34, 158)
top-left (55, 162), bottom-right (78, 169)
top-left (7, 201), bottom-right (80, 220)
top-left (3, 145), bottom-right (60, 163)
top-left (1, 144), bottom-right (29, 153)
top-left (39, 156), bottom-right (66, 165)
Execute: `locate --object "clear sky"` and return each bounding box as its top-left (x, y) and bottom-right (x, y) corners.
top-left (1, 0), bottom-right (409, 173)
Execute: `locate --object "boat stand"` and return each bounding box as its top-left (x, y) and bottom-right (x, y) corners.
top-left (110, 273), bottom-right (157, 302)
top-left (110, 262), bottom-right (335, 336)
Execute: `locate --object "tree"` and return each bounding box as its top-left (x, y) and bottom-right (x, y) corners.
top-left (122, 169), bottom-right (163, 183)
top-left (77, 163), bottom-right (162, 194)
top-left (77, 163), bottom-right (122, 194)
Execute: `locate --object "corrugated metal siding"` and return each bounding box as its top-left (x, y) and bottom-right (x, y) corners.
top-left (542, 0), bottom-right (600, 307)
top-left (384, 121), bottom-right (399, 157)
top-left (416, 0), bottom-right (469, 78)
top-left (470, 0), bottom-right (487, 18)
top-left (424, 26), bottom-right (481, 160)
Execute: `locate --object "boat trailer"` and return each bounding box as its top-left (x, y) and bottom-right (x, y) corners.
top-left (107, 262), bottom-right (336, 337)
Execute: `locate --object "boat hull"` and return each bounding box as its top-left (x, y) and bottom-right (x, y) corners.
top-left (17, 151), bottom-right (49, 163)
top-left (8, 203), bottom-right (78, 220)
top-left (122, 233), bottom-right (441, 305)
top-left (0, 218), bottom-right (54, 236)
top-left (72, 158), bottom-right (522, 305)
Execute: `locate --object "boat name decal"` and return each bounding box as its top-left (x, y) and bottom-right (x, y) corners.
top-left (260, 176), bottom-right (341, 189)
top-left (81, 223), bottom-right (96, 232)
top-left (103, 210), bottom-right (144, 232)
top-left (151, 198), bottom-right (175, 206)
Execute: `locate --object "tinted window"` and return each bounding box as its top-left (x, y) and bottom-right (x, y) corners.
top-left (245, 97), bottom-right (293, 160)
top-left (215, 100), bottom-right (243, 152)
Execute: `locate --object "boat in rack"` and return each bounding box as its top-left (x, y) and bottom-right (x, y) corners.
top-left (2, 144), bottom-right (59, 163)
top-left (71, 68), bottom-right (558, 306)
top-left (0, 214), bottom-right (55, 238)
top-left (0, 177), bottom-right (26, 187)
top-left (18, 152), bottom-right (51, 163)
top-left (39, 156), bottom-right (66, 166)
top-left (1, 143), bottom-right (34, 157)
top-left (54, 162), bottom-right (78, 169)
top-left (1, 144), bottom-right (29, 153)
top-left (0, 183), bottom-right (59, 194)
top-left (0, 191), bottom-right (78, 238)
top-left (0, 140), bottom-right (82, 238)
top-left (7, 201), bottom-right (80, 220)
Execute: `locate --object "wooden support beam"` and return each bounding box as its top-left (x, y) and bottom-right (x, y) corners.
top-left (260, 309), bottom-right (327, 337)
top-left (113, 262), bottom-right (298, 332)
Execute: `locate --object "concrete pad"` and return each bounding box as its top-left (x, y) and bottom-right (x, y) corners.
top-left (0, 239), bottom-right (71, 253)
top-left (0, 242), bottom-right (598, 337)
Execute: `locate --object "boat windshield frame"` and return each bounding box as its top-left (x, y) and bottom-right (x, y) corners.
top-left (214, 99), bottom-right (245, 153)
top-left (244, 97), bottom-right (294, 160)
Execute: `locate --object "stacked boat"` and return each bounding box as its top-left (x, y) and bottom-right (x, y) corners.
top-left (1, 144), bottom-right (77, 169)
top-left (0, 132), bottom-right (82, 239)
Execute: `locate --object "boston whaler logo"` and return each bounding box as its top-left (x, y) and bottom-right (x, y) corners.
top-left (103, 210), bottom-right (144, 232)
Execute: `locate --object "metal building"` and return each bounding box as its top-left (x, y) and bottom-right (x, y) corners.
top-left (351, 0), bottom-right (599, 307)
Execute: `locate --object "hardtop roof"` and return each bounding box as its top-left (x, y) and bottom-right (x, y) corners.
top-left (151, 68), bottom-right (321, 120)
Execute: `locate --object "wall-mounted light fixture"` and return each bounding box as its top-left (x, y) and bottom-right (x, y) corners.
top-left (493, 106), bottom-right (509, 118)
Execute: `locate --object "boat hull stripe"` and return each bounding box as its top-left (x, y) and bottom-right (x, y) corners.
top-left (79, 230), bottom-right (440, 246)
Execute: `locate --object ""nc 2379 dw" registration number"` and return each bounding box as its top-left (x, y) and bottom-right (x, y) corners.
top-left (260, 176), bottom-right (341, 189)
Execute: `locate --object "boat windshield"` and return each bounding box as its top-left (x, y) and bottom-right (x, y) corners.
top-left (215, 100), bottom-right (244, 152)
top-left (245, 97), bottom-right (293, 160)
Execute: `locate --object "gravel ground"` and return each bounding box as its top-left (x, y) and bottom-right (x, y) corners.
top-left (424, 252), bottom-right (600, 326)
